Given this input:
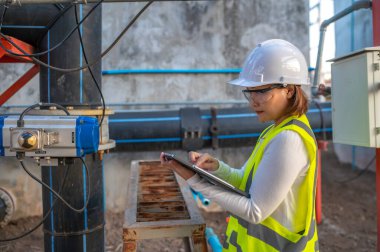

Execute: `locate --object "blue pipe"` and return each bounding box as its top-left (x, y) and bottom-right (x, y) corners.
top-left (49, 166), bottom-right (55, 252)
top-left (1, 25), bottom-right (48, 29)
top-left (352, 145), bottom-right (356, 171)
top-left (102, 69), bottom-right (241, 75)
top-left (190, 188), bottom-right (210, 206)
top-left (191, 188), bottom-right (198, 202)
top-left (102, 67), bottom-right (317, 75)
top-left (351, 0), bottom-right (355, 52)
top-left (197, 192), bottom-right (210, 206)
top-left (350, 0), bottom-right (356, 172)
top-left (205, 227), bottom-right (222, 252)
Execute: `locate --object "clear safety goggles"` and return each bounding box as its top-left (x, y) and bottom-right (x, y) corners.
top-left (242, 84), bottom-right (285, 103)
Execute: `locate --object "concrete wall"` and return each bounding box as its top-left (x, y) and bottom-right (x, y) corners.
top-left (0, 0), bottom-right (309, 217)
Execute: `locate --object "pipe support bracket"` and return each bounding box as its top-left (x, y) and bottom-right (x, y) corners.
top-left (180, 107), bottom-right (203, 151)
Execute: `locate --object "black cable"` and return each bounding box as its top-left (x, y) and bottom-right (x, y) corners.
top-left (43, 222), bottom-right (105, 237)
top-left (0, 1), bottom-right (154, 73)
top-left (17, 102), bottom-right (70, 127)
top-left (74, 5), bottom-right (105, 125)
top-left (20, 157), bottom-right (90, 213)
top-left (0, 0), bottom-right (103, 57)
top-left (53, 3), bottom-right (65, 11)
top-left (0, 163), bottom-right (71, 243)
top-left (336, 155), bottom-right (376, 184)
top-left (34, 4), bottom-right (74, 46)
top-left (46, 4), bottom-right (74, 29)
top-left (19, 102), bottom-right (70, 120)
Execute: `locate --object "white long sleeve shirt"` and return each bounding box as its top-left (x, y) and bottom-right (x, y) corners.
top-left (187, 130), bottom-right (309, 232)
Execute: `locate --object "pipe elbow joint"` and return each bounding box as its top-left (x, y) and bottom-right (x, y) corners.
top-left (0, 188), bottom-right (16, 228)
top-left (311, 85), bottom-right (320, 97)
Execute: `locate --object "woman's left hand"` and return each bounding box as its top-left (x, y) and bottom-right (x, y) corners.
top-left (160, 152), bottom-right (195, 180)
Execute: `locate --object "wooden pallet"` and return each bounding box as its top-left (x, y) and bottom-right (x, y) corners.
top-left (123, 160), bottom-right (207, 252)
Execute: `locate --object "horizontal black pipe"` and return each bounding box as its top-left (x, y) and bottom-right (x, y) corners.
top-left (109, 102), bottom-right (332, 152)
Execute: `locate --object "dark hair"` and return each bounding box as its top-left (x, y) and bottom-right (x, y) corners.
top-left (287, 85), bottom-right (308, 117)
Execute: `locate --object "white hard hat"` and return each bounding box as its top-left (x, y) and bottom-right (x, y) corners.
top-left (228, 39), bottom-right (310, 87)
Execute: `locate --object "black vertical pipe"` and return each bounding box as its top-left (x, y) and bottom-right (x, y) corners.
top-left (40, 4), bottom-right (102, 107)
top-left (39, 4), bottom-right (104, 252)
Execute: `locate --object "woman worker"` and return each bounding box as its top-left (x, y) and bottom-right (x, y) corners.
top-left (160, 39), bottom-right (319, 251)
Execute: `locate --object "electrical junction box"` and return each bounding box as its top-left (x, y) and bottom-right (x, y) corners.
top-left (330, 47), bottom-right (380, 147)
top-left (0, 115), bottom-right (99, 157)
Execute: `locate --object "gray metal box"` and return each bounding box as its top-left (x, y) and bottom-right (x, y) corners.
top-left (330, 47), bottom-right (380, 147)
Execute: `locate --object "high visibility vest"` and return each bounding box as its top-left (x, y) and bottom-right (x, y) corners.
top-left (223, 114), bottom-right (319, 252)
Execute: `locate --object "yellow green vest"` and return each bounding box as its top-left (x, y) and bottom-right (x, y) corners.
top-left (223, 114), bottom-right (319, 252)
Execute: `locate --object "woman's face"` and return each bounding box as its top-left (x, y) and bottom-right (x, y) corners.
top-left (245, 84), bottom-right (294, 125)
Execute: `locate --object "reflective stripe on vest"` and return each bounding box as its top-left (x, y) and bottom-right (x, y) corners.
top-left (230, 231), bottom-right (243, 252)
top-left (229, 214), bottom-right (317, 251)
top-left (223, 114), bottom-right (319, 252)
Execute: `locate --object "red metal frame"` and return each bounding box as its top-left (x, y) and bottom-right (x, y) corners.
top-left (0, 64), bottom-right (39, 106)
top-left (0, 36), bottom-right (38, 106)
top-left (316, 140), bottom-right (328, 225)
top-left (0, 36), bottom-right (34, 63)
top-left (377, 148), bottom-right (380, 252)
top-left (373, 0), bottom-right (380, 251)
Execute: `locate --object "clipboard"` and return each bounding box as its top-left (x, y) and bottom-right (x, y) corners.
top-left (163, 152), bottom-right (250, 198)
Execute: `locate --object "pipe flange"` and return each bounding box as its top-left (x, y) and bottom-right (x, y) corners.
top-left (0, 188), bottom-right (15, 228)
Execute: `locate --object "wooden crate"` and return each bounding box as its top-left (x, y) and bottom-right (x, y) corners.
top-left (123, 160), bottom-right (207, 252)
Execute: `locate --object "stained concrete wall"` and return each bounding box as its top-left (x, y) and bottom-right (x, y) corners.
top-left (0, 0), bottom-right (309, 218)
top-left (101, 1), bottom-right (309, 104)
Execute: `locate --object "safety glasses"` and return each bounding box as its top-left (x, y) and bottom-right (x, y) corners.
top-left (242, 84), bottom-right (284, 102)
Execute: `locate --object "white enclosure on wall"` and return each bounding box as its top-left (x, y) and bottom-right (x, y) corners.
top-left (331, 47), bottom-right (380, 147)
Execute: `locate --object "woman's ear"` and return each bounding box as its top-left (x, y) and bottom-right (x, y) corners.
top-left (284, 86), bottom-right (295, 99)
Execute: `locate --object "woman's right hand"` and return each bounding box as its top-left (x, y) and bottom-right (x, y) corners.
top-left (160, 152), bottom-right (195, 180)
top-left (188, 151), bottom-right (219, 172)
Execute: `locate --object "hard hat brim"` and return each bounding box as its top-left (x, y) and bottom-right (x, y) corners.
top-left (228, 78), bottom-right (253, 87)
top-left (228, 78), bottom-right (310, 87)
top-left (227, 78), bottom-right (270, 87)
